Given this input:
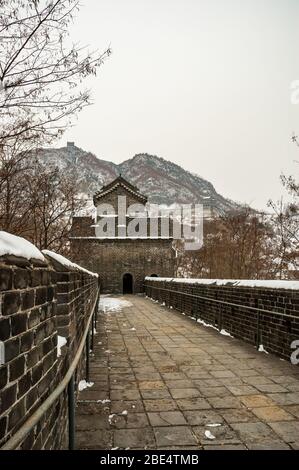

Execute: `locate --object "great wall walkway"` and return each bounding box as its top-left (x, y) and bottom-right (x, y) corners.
top-left (75, 295), bottom-right (299, 450)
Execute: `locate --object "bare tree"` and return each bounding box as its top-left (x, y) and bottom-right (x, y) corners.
top-left (0, 0), bottom-right (110, 253)
top-left (268, 179), bottom-right (299, 279)
top-left (0, 0), bottom-right (111, 150)
top-left (178, 208), bottom-right (275, 280)
top-left (0, 143), bottom-right (35, 234)
top-left (0, 153), bottom-right (85, 252)
top-left (25, 161), bottom-right (85, 252)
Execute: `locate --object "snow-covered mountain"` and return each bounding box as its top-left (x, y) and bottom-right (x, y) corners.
top-left (36, 142), bottom-right (238, 215)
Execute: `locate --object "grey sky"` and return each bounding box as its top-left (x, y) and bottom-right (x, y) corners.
top-left (60, 0), bottom-right (299, 210)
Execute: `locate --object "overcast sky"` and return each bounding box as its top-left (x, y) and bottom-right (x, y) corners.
top-left (60, 0), bottom-right (299, 210)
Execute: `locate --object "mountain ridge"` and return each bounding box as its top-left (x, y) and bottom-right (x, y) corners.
top-left (36, 143), bottom-right (239, 216)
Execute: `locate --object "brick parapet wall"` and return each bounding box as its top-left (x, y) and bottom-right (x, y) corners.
top-left (0, 250), bottom-right (99, 449)
top-left (43, 254), bottom-right (99, 366)
top-left (144, 278), bottom-right (299, 362)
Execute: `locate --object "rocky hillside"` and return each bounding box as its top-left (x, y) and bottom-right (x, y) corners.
top-left (36, 143), bottom-right (238, 215)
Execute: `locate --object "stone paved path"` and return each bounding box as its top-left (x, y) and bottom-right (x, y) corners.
top-left (75, 295), bottom-right (299, 450)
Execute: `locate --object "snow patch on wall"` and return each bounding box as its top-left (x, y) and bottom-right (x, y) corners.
top-left (145, 277), bottom-right (299, 290)
top-left (57, 335), bottom-right (67, 357)
top-left (43, 249), bottom-right (98, 277)
top-left (0, 231), bottom-right (45, 261)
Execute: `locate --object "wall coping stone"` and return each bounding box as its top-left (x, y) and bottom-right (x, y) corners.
top-left (42, 250), bottom-right (98, 278)
top-left (145, 277), bottom-right (299, 291)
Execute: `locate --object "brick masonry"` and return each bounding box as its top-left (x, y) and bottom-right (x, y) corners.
top-left (71, 239), bottom-right (175, 294)
top-left (144, 279), bottom-right (299, 362)
top-left (0, 250), bottom-right (99, 449)
top-left (70, 176), bottom-right (176, 294)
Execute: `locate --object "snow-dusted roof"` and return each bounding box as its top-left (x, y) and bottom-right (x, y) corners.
top-left (145, 277), bottom-right (299, 290)
top-left (93, 176), bottom-right (147, 205)
top-left (0, 231), bottom-right (45, 262)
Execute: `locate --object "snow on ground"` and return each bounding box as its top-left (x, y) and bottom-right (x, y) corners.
top-left (57, 335), bottom-right (67, 357)
top-left (145, 277), bottom-right (299, 290)
top-left (99, 296), bottom-right (133, 313)
top-left (78, 380), bottom-right (94, 391)
top-left (258, 344), bottom-right (269, 354)
top-left (204, 430), bottom-right (216, 440)
top-left (109, 410), bottom-right (128, 425)
top-left (43, 249), bottom-right (98, 277)
top-left (0, 231), bottom-right (45, 261)
top-left (196, 317), bottom-right (218, 331)
top-left (220, 329), bottom-right (234, 338)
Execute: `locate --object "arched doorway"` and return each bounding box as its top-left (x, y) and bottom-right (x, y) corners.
top-left (150, 274), bottom-right (158, 277)
top-left (123, 273), bottom-right (133, 294)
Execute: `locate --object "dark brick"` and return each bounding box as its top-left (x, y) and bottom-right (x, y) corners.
top-left (5, 337), bottom-right (20, 361)
top-left (45, 320), bottom-right (55, 336)
top-left (34, 323), bottom-right (46, 345)
top-left (4, 255), bottom-right (30, 267)
top-left (0, 366), bottom-right (8, 389)
top-left (11, 313), bottom-right (27, 336)
top-left (38, 371), bottom-right (52, 397)
top-left (31, 363), bottom-right (43, 383)
top-left (18, 371), bottom-right (32, 398)
top-left (21, 290), bottom-right (34, 310)
top-left (41, 270), bottom-right (50, 285)
top-left (31, 258), bottom-right (47, 268)
top-left (39, 304), bottom-right (48, 322)
top-left (14, 268), bottom-right (29, 289)
top-left (0, 268), bottom-right (12, 291)
top-left (46, 303), bottom-right (54, 319)
top-left (56, 292), bottom-right (70, 304)
top-left (0, 317), bottom-right (10, 341)
top-left (8, 398), bottom-right (25, 430)
top-left (9, 355), bottom-right (25, 381)
top-left (56, 303), bottom-right (69, 316)
top-left (30, 269), bottom-right (41, 287)
top-left (2, 291), bottom-right (21, 315)
top-left (35, 287), bottom-right (48, 306)
top-left (42, 351), bottom-right (55, 374)
top-left (56, 282), bottom-right (71, 293)
top-left (28, 308), bottom-right (40, 328)
top-left (42, 337), bottom-right (53, 356)
top-left (20, 331), bottom-right (34, 353)
top-left (50, 271), bottom-right (57, 284)
top-left (56, 272), bottom-right (71, 282)
top-left (0, 383), bottom-right (17, 413)
top-left (47, 286), bottom-right (55, 301)
top-left (0, 416), bottom-right (7, 441)
top-left (57, 316), bottom-right (70, 327)
top-left (26, 346), bottom-right (41, 368)
top-left (25, 386), bottom-right (38, 412)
